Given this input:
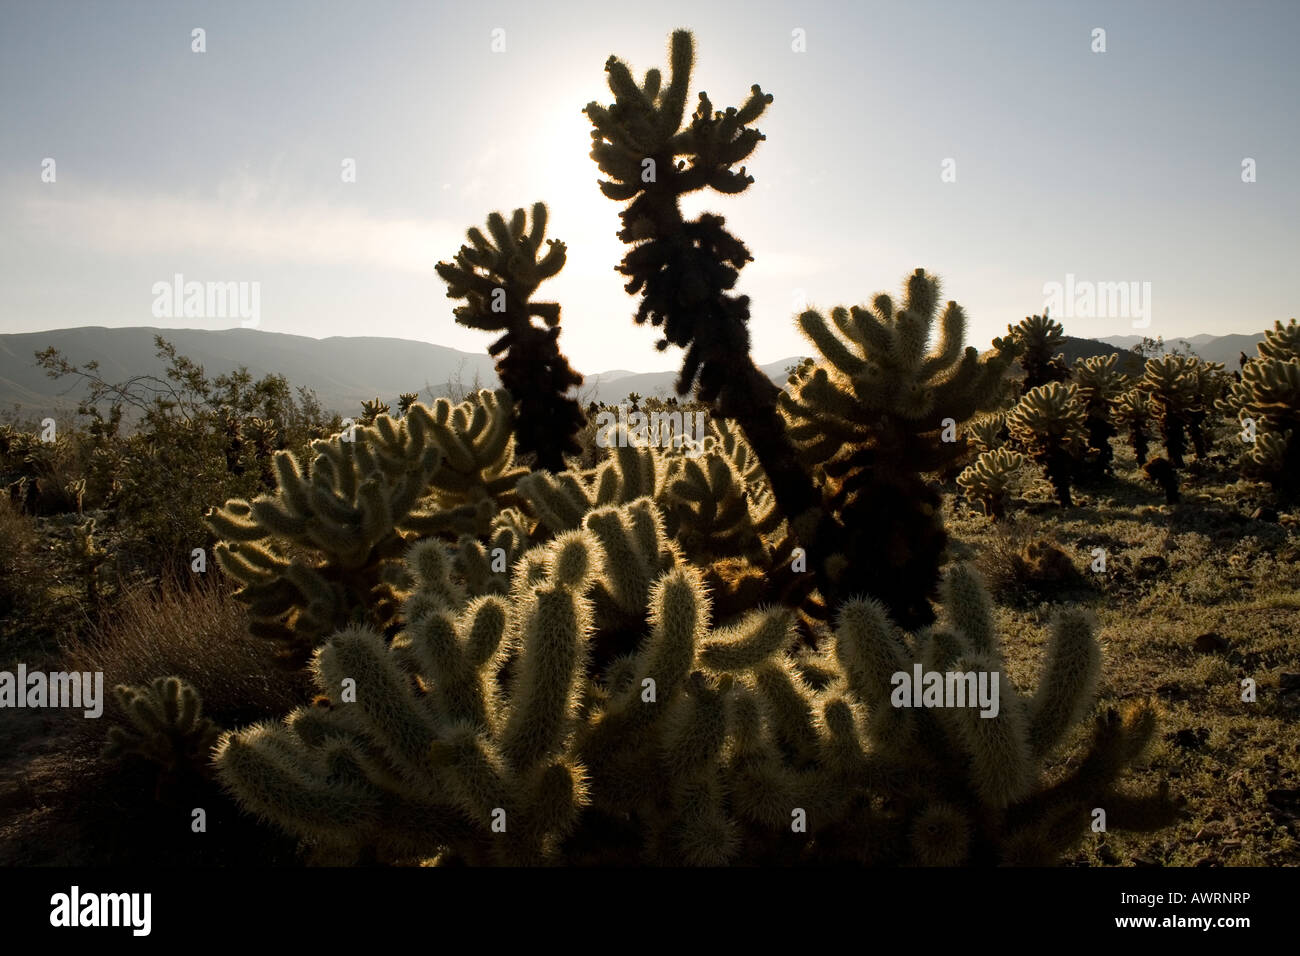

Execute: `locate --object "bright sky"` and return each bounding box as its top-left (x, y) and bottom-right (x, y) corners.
top-left (2, 0), bottom-right (1297, 373)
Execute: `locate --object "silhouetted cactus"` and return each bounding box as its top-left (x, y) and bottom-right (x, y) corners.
top-left (780, 269), bottom-right (1018, 627)
top-left (585, 29), bottom-right (836, 609)
top-left (1010, 311), bottom-right (1069, 393)
top-left (1139, 355), bottom-right (1206, 468)
top-left (1072, 353), bottom-right (1129, 477)
top-left (104, 677), bottom-right (222, 782)
top-left (1006, 383), bottom-right (1089, 507)
top-left (436, 202), bottom-right (586, 472)
top-left (1114, 388), bottom-right (1154, 465)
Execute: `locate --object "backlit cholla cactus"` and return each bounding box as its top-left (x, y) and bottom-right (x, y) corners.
top-left (1006, 383), bottom-right (1089, 507)
top-left (1010, 311), bottom-right (1070, 394)
top-left (1072, 353), bottom-right (1130, 477)
top-left (1220, 319), bottom-right (1300, 495)
top-left (1139, 355), bottom-right (1209, 468)
top-left (966, 412), bottom-right (1008, 452)
top-left (1113, 388), bottom-right (1154, 466)
top-left (957, 447), bottom-right (1026, 521)
top-left (436, 203), bottom-right (586, 472)
top-left (212, 500), bottom-right (1173, 866)
top-left (104, 677), bottom-right (221, 780)
top-left (206, 391), bottom-right (525, 664)
top-left (779, 268), bottom-right (1018, 628)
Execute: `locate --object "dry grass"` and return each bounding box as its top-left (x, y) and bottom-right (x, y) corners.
top-left (68, 574), bottom-right (310, 729)
top-left (946, 429), bottom-right (1300, 866)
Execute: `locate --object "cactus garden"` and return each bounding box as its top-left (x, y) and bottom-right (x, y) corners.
top-left (2, 14), bottom-right (1298, 903)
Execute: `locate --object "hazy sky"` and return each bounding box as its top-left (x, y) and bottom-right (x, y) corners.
top-left (2, 0), bottom-right (1297, 373)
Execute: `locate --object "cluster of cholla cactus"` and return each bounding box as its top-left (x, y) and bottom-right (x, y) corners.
top-left (436, 203), bottom-right (586, 472)
top-left (197, 29), bottom-right (1183, 867)
top-left (1220, 318), bottom-right (1300, 496)
top-left (778, 269), bottom-right (1018, 628)
top-left (213, 499), bottom-right (1172, 865)
top-left (1009, 312), bottom-right (1070, 393)
top-left (957, 448), bottom-right (1026, 521)
top-left (1071, 353), bottom-right (1130, 477)
top-left (105, 677), bottom-right (222, 787)
top-left (1005, 383), bottom-right (1090, 507)
top-left (205, 390), bottom-right (525, 665)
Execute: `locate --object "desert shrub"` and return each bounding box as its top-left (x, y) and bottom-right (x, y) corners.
top-left (69, 576), bottom-right (310, 728)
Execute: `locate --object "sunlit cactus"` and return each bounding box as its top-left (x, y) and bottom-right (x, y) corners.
top-left (1220, 319), bottom-right (1300, 495)
top-left (436, 202), bottom-right (586, 472)
top-left (957, 447), bottom-right (1026, 521)
top-left (966, 412), bottom-right (1009, 452)
top-left (206, 391), bottom-right (523, 664)
top-left (1139, 355), bottom-right (1202, 468)
top-left (1006, 382), bottom-right (1089, 507)
top-left (213, 511), bottom-right (1173, 866)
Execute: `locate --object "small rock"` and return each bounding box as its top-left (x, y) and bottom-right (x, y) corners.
top-left (1193, 855), bottom-right (1219, 867)
top-left (1279, 673), bottom-right (1300, 692)
top-left (1194, 632), bottom-right (1229, 653)
top-left (1132, 855), bottom-right (1162, 867)
top-left (1251, 506), bottom-right (1279, 523)
top-left (1098, 844), bottom-right (1120, 865)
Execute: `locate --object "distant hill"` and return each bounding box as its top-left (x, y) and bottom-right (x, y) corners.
top-left (0, 326), bottom-right (1267, 423)
top-left (1099, 332), bottom-right (1266, 367)
top-left (0, 326), bottom-right (801, 419)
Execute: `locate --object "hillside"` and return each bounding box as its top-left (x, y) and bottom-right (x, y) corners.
top-left (0, 325), bottom-right (1262, 422)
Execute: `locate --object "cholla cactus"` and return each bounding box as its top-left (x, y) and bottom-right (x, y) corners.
top-left (957, 447), bottom-right (1026, 521)
top-left (1072, 354), bottom-right (1129, 476)
top-left (436, 202), bottom-right (586, 472)
top-left (1139, 355), bottom-right (1203, 468)
top-left (966, 412), bottom-right (1008, 452)
top-left (1006, 383), bottom-right (1089, 507)
top-left (1113, 388), bottom-right (1154, 465)
top-left (1220, 319), bottom-right (1300, 495)
top-left (104, 677), bottom-right (221, 776)
top-left (206, 392), bottom-right (524, 664)
top-left (359, 398), bottom-right (390, 426)
top-left (213, 501), bottom-right (1172, 866)
top-left (779, 268), bottom-right (1018, 628)
top-left (1010, 311), bottom-right (1069, 393)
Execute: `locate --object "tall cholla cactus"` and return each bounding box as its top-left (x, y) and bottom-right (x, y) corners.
top-left (436, 202), bottom-right (586, 472)
top-left (1072, 353), bottom-right (1130, 477)
top-left (1220, 319), bottom-right (1300, 495)
top-left (1139, 354), bottom-right (1227, 468)
top-left (1114, 388), bottom-right (1154, 465)
top-left (585, 29), bottom-right (831, 603)
top-left (1006, 383), bottom-right (1089, 507)
top-left (957, 447), bottom-right (1026, 521)
top-left (779, 268), bottom-right (1018, 628)
top-left (213, 509), bottom-right (1173, 865)
top-left (206, 391), bottom-right (525, 664)
top-left (1010, 311), bottom-right (1070, 393)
